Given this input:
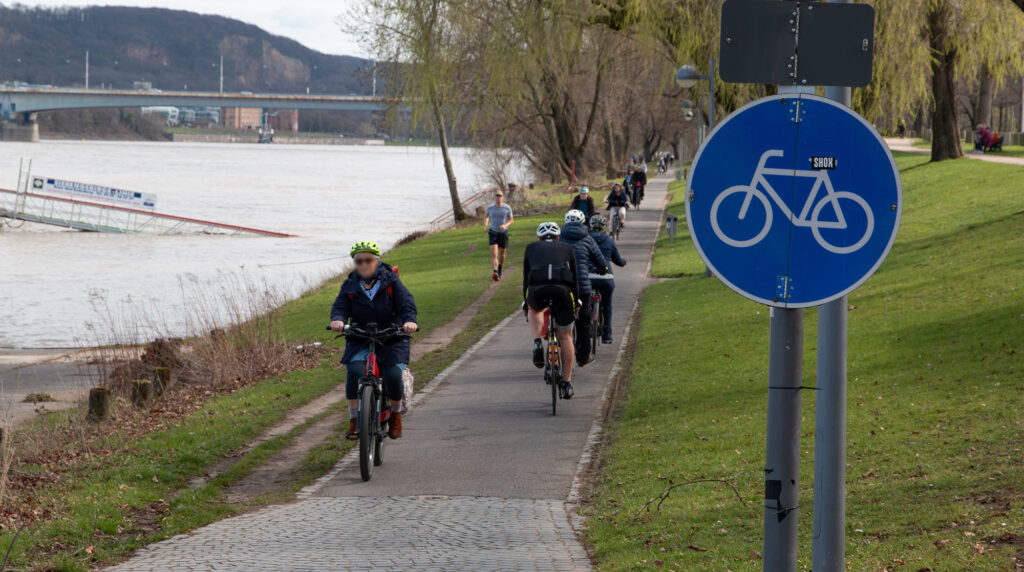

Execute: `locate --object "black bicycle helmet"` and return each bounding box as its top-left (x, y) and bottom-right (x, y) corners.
top-left (588, 215), bottom-right (607, 232)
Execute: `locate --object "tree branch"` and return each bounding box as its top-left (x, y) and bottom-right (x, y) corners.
top-left (636, 476), bottom-right (751, 517)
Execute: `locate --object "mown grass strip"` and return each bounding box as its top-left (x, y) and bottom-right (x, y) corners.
top-left (585, 155), bottom-right (1024, 570)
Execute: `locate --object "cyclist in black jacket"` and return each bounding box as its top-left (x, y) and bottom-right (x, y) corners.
top-left (605, 183), bottom-right (631, 227)
top-left (523, 222), bottom-right (579, 398)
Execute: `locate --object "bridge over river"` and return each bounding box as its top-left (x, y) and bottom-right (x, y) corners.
top-left (0, 87), bottom-right (394, 142)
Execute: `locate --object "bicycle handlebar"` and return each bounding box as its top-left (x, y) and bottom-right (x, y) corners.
top-left (325, 323), bottom-right (412, 342)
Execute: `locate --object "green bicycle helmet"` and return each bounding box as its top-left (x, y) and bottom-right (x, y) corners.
top-left (350, 240), bottom-right (381, 258)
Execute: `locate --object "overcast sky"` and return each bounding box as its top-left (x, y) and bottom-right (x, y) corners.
top-left (19, 1), bottom-right (366, 57)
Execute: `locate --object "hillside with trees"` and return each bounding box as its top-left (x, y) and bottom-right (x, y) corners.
top-left (0, 5), bottom-right (368, 94)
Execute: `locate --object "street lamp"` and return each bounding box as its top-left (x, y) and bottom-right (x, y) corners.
top-left (675, 57), bottom-right (717, 138)
top-left (680, 99), bottom-right (696, 122)
top-left (676, 61), bottom-right (716, 278)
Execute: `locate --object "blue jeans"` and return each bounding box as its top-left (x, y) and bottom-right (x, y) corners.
top-left (346, 361), bottom-right (404, 401)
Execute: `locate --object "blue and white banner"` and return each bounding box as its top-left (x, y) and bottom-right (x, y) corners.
top-left (32, 176), bottom-right (157, 209)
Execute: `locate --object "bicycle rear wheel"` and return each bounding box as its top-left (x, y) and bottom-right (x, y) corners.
top-left (590, 297), bottom-right (600, 356)
top-left (548, 334), bottom-right (560, 416)
top-left (358, 384), bottom-right (377, 481)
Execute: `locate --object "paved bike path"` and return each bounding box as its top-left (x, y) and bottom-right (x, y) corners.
top-left (111, 177), bottom-right (670, 571)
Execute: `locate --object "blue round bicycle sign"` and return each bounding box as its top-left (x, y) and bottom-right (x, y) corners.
top-left (687, 93), bottom-right (902, 307)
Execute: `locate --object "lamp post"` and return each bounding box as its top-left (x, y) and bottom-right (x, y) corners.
top-left (676, 58), bottom-right (716, 278)
top-left (678, 99), bottom-right (696, 180)
top-left (675, 56), bottom-right (717, 140)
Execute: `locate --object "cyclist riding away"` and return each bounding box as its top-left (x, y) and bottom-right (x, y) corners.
top-left (569, 186), bottom-right (597, 220)
top-left (523, 222), bottom-right (579, 399)
top-left (485, 190), bottom-right (514, 281)
top-left (560, 209), bottom-right (609, 367)
top-left (330, 240), bottom-right (419, 440)
top-left (630, 164), bottom-right (648, 207)
top-left (605, 183), bottom-right (631, 227)
top-left (588, 215), bottom-right (627, 344)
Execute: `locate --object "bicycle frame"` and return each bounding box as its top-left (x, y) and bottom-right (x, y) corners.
top-left (740, 150), bottom-right (848, 230)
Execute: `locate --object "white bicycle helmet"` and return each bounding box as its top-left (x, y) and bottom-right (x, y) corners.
top-left (536, 222), bottom-right (561, 238)
top-left (564, 209), bottom-right (586, 224)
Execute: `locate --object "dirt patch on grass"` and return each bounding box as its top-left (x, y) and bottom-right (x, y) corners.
top-left (990, 533), bottom-right (1024, 570)
top-left (223, 413), bottom-right (345, 504)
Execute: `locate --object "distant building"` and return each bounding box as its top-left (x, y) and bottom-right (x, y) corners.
top-left (222, 107), bottom-right (261, 130)
top-left (141, 106), bottom-right (179, 126)
top-left (178, 106), bottom-right (220, 127)
top-left (268, 109), bottom-right (299, 132)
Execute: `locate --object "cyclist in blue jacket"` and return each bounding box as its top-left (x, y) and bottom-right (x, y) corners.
top-left (588, 215), bottom-right (626, 343)
top-left (330, 240), bottom-right (418, 440)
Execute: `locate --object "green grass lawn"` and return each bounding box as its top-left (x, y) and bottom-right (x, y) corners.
top-left (913, 138), bottom-right (1024, 159)
top-left (4, 206), bottom-right (560, 570)
top-left (585, 154), bottom-right (1024, 570)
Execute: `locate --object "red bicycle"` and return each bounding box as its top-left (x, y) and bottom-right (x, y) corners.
top-left (329, 322), bottom-right (410, 481)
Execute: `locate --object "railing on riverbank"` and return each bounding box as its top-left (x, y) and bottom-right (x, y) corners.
top-left (430, 187), bottom-right (497, 227)
top-left (0, 187), bottom-right (291, 236)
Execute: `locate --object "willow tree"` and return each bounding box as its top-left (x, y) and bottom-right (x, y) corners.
top-left (346, 0), bottom-right (477, 220)
top-left (856, 0), bottom-right (1024, 161)
top-left (465, 0), bottom-right (617, 180)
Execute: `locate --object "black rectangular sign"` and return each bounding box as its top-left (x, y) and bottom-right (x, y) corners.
top-left (719, 0), bottom-right (875, 87)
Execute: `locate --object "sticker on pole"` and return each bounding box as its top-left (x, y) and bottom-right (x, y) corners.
top-left (686, 94), bottom-right (901, 308)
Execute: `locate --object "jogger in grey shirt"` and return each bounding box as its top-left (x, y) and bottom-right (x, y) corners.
top-left (484, 191), bottom-right (514, 280)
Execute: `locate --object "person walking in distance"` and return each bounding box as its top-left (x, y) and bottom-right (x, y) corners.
top-left (485, 190), bottom-right (514, 281)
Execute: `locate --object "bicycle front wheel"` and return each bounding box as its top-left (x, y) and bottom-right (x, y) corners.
top-left (373, 399), bottom-right (386, 467)
top-left (358, 384), bottom-right (377, 481)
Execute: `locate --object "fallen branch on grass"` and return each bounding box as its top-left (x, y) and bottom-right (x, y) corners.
top-left (636, 475), bottom-right (750, 516)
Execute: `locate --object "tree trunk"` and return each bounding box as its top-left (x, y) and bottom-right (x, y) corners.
top-left (927, 0), bottom-right (963, 162)
top-left (431, 100), bottom-right (466, 221)
top-left (974, 63), bottom-right (994, 128)
top-left (603, 115), bottom-right (618, 179)
top-left (87, 387), bottom-right (112, 422)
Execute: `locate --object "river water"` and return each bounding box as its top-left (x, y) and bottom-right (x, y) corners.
top-left (0, 140), bottom-right (492, 348)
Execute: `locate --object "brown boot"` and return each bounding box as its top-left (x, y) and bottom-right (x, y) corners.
top-left (346, 418), bottom-right (358, 440)
top-left (388, 412), bottom-right (403, 439)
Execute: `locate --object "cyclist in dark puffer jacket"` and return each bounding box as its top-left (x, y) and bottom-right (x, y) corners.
top-left (587, 215), bottom-right (627, 344)
top-left (560, 209), bottom-right (608, 366)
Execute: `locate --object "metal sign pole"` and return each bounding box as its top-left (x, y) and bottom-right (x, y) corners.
top-left (763, 305), bottom-right (803, 570)
top-left (813, 79), bottom-right (851, 572)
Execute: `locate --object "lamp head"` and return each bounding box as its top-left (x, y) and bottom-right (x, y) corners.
top-left (675, 65), bottom-right (701, 89)
top-left (680, 99), bottom-right (696, 122)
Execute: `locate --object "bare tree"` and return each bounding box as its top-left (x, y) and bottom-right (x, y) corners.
top-left (346, 0), bottom-right (479, 221)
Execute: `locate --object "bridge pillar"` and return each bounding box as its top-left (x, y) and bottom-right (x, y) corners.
top-left (1, 112), bottom-right (40, 143)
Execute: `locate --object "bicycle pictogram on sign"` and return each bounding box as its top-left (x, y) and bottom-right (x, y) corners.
top-left (710, 149), bottom-right (874, 254)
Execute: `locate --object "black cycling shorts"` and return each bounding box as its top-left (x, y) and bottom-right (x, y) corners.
top-left (526, 284), bottom-right (575, 330)
top-left (488, 230), bottom-right (509, 249)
